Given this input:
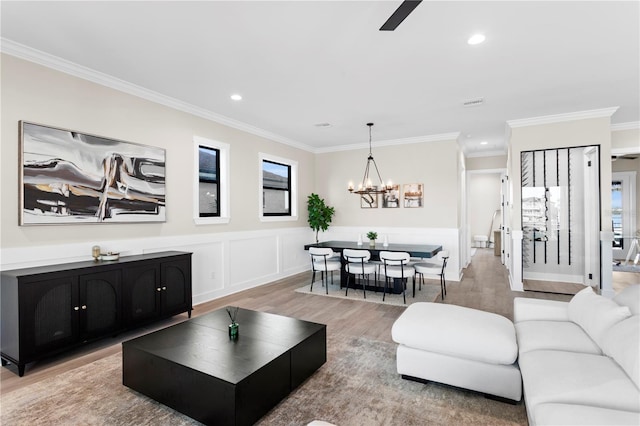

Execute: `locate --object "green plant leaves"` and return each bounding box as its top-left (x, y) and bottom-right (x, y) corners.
top-left (307, 193), bottom-right (335, 242)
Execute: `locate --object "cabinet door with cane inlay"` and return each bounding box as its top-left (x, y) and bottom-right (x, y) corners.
top-left (22, 276), bottom-right (78, 358)
top-left (79, 270), bottom-right (122, 340)
top-left (124, 263), bottom-right (161, 326)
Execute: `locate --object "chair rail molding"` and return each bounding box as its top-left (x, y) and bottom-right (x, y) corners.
top-left (0, 227), bottom-right (314, 305)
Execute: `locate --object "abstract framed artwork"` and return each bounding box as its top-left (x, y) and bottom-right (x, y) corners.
top-left (403, 183), bottom-right (424, 208)
top-left (360, 190), bottom-right (378, 208)
top-left (382, 184), bottom-right (400, 208)
top-left (20, 121), bottom-right (166, 225)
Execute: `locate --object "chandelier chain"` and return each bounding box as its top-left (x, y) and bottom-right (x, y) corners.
top-left (348, 123), bottom-right (391, 196)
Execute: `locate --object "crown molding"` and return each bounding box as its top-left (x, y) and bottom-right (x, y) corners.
top-left (506, 107), bottom-right (620, 129)
top-left (464, 149), bottom-right (508, 159)
top-left (611, 121), bottom-right (640, 132)
top-left (314, 132), bottom-right (461, 154)
top-left (0, 38), bottom-right (315, 153)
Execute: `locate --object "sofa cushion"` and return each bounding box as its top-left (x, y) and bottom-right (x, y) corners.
top-left (534, 403), bottom-right (640, 426)
top-left (515, 320), bottom-right (601, 355)
top-left (391, 302), bottom-right (517, 365)
top-left (519, 350), bottom-right (640, 413)
top-left (602, 315), bottom-right (640, 388)
top-left (568, 286), bottom-right (631, 347)
top-left (513, 297), bottom-right (570, 323)
top-left (614, 284), bottom-right (640, 315)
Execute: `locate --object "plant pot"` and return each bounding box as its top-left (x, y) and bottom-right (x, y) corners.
top-left (369, 241), bottom-right (376, 248)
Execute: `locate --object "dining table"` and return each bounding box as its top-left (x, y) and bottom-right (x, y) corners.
top-left (304, 240), bottom-right (442, 294)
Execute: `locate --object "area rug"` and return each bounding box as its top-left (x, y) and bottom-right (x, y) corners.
top-left (295, 278), bottom-right (441, 306)
top-left (1, 335), bottom-right (527, 425)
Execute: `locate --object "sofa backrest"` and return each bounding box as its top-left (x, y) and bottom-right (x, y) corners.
top-left (602, 315), bottom-right (640, 388)
top-left (568, 287), bottom-right (632, 348)
top-left (613, 285), bottom-right (640, 315)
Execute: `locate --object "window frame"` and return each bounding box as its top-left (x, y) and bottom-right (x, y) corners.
top-left (259, 153), bottom-right (298, 222)
top-left (193, 136), bottom-right (230, 225)
top-left (612, 171), bottom-right (637, 257)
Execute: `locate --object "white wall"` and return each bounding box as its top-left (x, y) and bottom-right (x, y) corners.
top-left (612, 127), bottom-right (640, 154)
top-left (506, 111), bottom-right (615, 295)
top-left (467, 172), bottom-right (502, 244)
top-left (314, 138), bottom-right (461, 229)
top-left (1, 53), bottom-right (467, 304)
top-left (312, 136), bottom-right (465, 280)
top-left (508, 115), bottom-right (613, 231)
top-left (0, 54), bottom-right (315, 302)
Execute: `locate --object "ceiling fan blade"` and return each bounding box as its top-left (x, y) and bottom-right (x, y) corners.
top-left (380, 0), bottom-right (422, 31)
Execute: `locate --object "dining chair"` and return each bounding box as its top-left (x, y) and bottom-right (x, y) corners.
top-left (414, 250), bottom-right (449, 300)
top-left (309, 247), bottom-right (341, 294)
top-left (343, 249), bottom-right (377, 299)
top-left (379, 251), bottom-right (415, 304)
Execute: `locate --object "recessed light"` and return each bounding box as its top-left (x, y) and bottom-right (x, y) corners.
top-left (230, 94), bottom-right (242, 101)
top-left (480, 141), bottom-right (488, 145)
top-left (468, 34), bottom-right (486, 45)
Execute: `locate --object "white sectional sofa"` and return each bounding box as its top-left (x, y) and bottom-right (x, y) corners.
top-left (514, 285), bottom-right (640, 426)
top-left (392, 302), bottom-right (522, 402)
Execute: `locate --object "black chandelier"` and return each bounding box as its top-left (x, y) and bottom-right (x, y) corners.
top-left (348, 123), bottom-right (392, 198)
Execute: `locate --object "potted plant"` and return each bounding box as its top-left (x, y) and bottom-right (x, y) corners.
top-left (307, 193), bottom-right (335, 243)
top-left (366, 231), bottom-right (378, 247)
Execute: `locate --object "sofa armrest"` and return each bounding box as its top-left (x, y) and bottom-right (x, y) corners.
top-left (514, 298), bottom-right (570, 323)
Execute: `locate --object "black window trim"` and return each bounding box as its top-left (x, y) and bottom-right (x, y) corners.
top-left (262, 159), bottom-right (291, 217)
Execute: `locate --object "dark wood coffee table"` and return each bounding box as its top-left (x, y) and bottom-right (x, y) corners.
top-left (122, 307), bottom-right (326, 425)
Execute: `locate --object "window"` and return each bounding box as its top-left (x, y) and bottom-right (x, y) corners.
top-left (199, 146), bottom-right (220, 217)
top-left (612, 180), bottom-right (623, 249)
top-left (259, 153), bottom-right (297, 221)
top-left (612, 171), bottom-right (637, 257)
top-left (194, 136), bottom-right (230, 224)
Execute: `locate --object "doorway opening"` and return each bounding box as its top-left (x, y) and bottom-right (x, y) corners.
top-left (520, 146), bottom-right (601, 295)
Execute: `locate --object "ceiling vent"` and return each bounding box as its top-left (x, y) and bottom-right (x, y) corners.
top-left (314, 122), bottom-right (332, 127)
top-left (462, 97), bottom-right (485, 107)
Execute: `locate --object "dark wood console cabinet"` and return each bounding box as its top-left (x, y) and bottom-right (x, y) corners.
top-left (1, 251), bottom-right (192, 376)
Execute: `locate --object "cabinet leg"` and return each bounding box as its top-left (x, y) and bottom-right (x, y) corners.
top-left (1, 357), bottom-right (7, 367)
top-left (18, 364), bottom-right (25, 377)
top-left (188, 309), bottom-right (192, 318)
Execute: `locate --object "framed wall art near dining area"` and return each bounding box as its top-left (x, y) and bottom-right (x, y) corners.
top-left (360, 190), bottom-right (378, 208)
top-left (382, 184), bottom-right (400, 208)
top-left (403, 183), bottom-right (424, 208)
top-left (19, 121), bottom-right (166, 225)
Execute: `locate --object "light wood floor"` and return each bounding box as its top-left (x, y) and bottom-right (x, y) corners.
top-left (0, 248), bottom-right (571, 395)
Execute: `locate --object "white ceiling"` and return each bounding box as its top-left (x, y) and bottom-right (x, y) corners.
top-left (1, 1), bottom-right (638, 155)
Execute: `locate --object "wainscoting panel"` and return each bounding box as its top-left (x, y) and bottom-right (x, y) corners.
top-left (282, 230), bottom-right (314, 274)
top-left (0, 227), bottom-right (313, 306)
top-left (0, 226), bottom-right (471, 304)
top-left (229, 235), bottom-right (278, 287)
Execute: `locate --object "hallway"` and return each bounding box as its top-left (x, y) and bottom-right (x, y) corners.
top-left (448, 248), bottom-right (571, 320)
